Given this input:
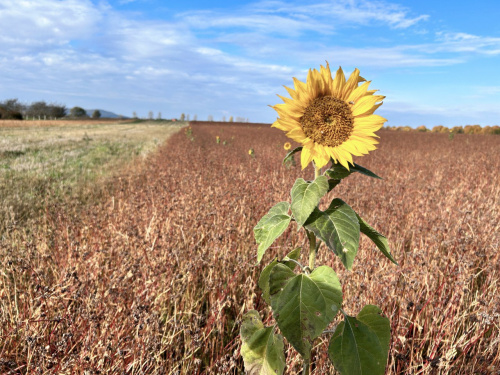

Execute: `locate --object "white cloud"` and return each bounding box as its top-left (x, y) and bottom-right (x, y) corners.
top-left (0, 0), bottom-right (102, 47)
top-left (433, 32), bottom-right (500, 55)
top-left (180, 0), bottom-right (428, 36)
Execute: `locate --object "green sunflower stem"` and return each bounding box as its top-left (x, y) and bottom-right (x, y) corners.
top-left (303, 358), bottom-right (311, 375)
top-left (314, 163), bottom-right (320, 180)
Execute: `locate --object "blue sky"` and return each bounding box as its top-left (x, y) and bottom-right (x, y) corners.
top-left (1, 0), bottom-right (499, 126)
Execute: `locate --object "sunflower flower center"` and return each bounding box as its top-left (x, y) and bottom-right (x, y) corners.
top-left (300, 96), bottom-right (354, 147)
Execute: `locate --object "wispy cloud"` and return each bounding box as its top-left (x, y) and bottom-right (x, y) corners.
top-left (255, 0), bottom-right (430, 29)
top-left (434, 32), bottom-right (500, 55)
top-left (0, 0), bottom-right (102, 48)
top-left (181, 0), bottom-right (428, 36)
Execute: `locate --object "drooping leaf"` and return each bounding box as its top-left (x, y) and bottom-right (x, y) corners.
top-left (269, 264), bottom-right (342, 359)
top-left (291, 176), bottom-right (329, 226)
top-left (305, 199), bottom-right (360, 270)
top-left (258, 247), bottom-right (301, 305)
top-left (356, 213), bottom-right (398, 265)
top-left (351, 163), bottom-right (382, 179)
top-left (328, 305), bottom-right (390, 375)
top-left (328, 178), bottom-right (342, 192)
top-left (283, 146), bottom-right (302, 164)
top-left (254, 202), bottom-right (292, 263)
top-left (241, 310), bottom-right (285, 375)
top-left (325, 162), bottom-right (382, 180)
top-left (325, 164), bottom-right (351, 180)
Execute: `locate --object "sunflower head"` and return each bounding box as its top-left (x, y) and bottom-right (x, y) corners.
top-left (284, 142), bottom-right (291, 150)
top-left (271, 62), bottom-right (386, 170)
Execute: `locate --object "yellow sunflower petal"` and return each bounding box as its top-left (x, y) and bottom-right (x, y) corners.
top-left (351, 95), bottom-right (385, 117)
top-left (337, 154), bottom-right (351, 170)
top-left (354, 114), bottom-right (387, 126)
top-left (271, 120), bottom-right (289, 131)
top-left (339, 140), bottom-right (363, 156)
top-left (331, 66), bottom-right (346, 97)
top-left (293, 77), bottom-right (309, 98)
top-left (284, 85), bottom-right (300, 101)
top-left (272, 104), bottom-right (301, 121)
top-left (312, 145), bottom-right (330, 168)
top-left (325, 146), bottom-right (339, 162)
top-left (277, 94), bottom-right (306, 113)
top-left (347, 81), bottom-right (371, 103)
top-left (272, 118), bottom-right (296, 131)
top-left (342, 68), bottom-right (360, 101)
top-left (286, 127), bottom-right (308, 143)
top-left (359, 102), bottom-right (383, 117)
top-left (301, 145), bottom-right (315, 169)
top-left (350, 135), bottom-right (379, 149)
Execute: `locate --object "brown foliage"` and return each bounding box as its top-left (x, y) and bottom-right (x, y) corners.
top-left (1, 125), bottom-right (499, 374)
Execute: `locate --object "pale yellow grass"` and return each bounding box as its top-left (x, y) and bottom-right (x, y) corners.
top-left (0, 120), bottom-right (185, 234)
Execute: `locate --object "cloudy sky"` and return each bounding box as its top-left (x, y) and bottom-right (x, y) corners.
top-left (1, 0), bottom-right (499, 126)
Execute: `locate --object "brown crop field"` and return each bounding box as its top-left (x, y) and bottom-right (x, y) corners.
top-left (0, 122), bottom-right (499, 374)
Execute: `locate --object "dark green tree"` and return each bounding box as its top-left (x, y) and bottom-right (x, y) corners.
top-left (70, 106), bottom-right (87, 118)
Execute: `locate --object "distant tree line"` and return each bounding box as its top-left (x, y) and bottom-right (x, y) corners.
top-left (386, 124), bottom-right (500, 135)
top-left (0, 98), bottom-right (100, 120)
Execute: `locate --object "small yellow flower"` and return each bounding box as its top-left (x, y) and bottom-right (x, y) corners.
top-left (271, 62), bottom-right (386, 170)
top-left (216, 135), bottom-right (220, 144)
top-left (248, 148), bottom-right (254, 155)
top-left (284, 142), bottom-right (291, 150)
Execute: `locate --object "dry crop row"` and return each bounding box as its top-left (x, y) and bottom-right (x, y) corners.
top-left (0, 123), bottom-right (498, 374)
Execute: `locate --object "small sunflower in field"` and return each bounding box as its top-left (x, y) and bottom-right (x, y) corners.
top-left (271, 62), bottom-right (386, 170)
top-left (284, 142), bottom-right (291, 150)
top-left (248, 148), bottom-right (254, 156)
top-left (216, 135), bottom-right (220, 144)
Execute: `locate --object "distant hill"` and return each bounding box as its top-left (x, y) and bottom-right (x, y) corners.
top-left (85, 109), bottom-right (128, 119)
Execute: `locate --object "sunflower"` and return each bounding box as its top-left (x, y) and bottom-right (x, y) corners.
top-left (271, 62), bottom-right (386, 170)
top-left (284, 142), bottom-right (292, 150)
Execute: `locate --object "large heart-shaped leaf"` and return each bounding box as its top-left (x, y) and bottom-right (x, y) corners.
top-left (305, 199), bottom-right (360, 270)
top-left (328, 305), bottom-right (390, 375)
top-left (241, 310), bottom-right (285, 375)
top-left (291, 176), bottom-right (329, 226)
top-left (269, 264), bottom-right (342, 359)
top-left (325, 162), bottom-right (382, 180)
top-left (254, 202), bottom-right (291, 263)
top-left (356, 213), bottom-right (398, 265)
top-left (258, 247), bottom-right (301, 305)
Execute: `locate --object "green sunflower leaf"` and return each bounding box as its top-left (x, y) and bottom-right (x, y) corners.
top-left (269, 264), bottom-right (342, 360)
top-left (240, 310), bottom-right (285, 375)
top-left (328, 305), bottom-right (390, 375)
top-left (328, 179), bottom-right (342, 192)
top-left (283, 146), bottom-right (302, 164)
top-left (258, 247), bottom-right (301, 305)
top-left (291, 176), bottom-right (329, 226)
top-left (254, 202), bottom-right (292, 263)
top-left (305, 199), bottom-right (360, 270)
top-left (356, 213), bottom-right (398, 265)
top-left (325, 162), bottom-right (382, 180)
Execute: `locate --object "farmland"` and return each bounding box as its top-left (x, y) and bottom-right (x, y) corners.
top-left (0, 119), bottom-right (183, 234)
top-left (0, 122), bottom-right (499, 374)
